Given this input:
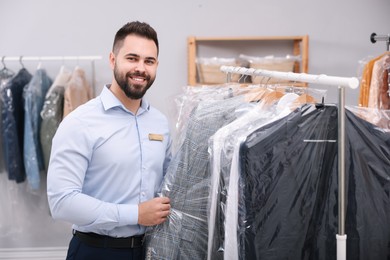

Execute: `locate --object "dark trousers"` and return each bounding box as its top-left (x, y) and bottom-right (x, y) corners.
top-left (66, 235), bottom-right (144, 260)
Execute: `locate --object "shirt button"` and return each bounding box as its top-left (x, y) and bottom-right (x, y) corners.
top-left (141, 192), bottom-right (145, 197)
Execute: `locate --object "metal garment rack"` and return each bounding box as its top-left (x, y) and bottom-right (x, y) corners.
top-left (370, 32), bottom-right (390, 51)
top-left (1, 55), bottom-right (102, 95)
top-left (220, 65), bottom-right (359, 260)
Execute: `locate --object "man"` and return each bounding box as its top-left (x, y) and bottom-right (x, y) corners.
top-left (47, 21), bottom-right (172, 260)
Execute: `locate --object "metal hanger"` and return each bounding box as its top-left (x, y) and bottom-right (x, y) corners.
top-left (19, 56), bottom-right (25, 68)
top-left (0, 56), bottom-right (15, 80)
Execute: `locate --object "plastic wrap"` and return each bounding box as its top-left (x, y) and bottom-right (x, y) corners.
top-left (144, 84), bottom-right (329, 259)
top-left (0, 67), bottom-right (72, 250)
top-left (0, 79), bottom-right (9, 174)
top-left (23, 69), bottom-right (53, 190)
top-left (208, 99), bottom-right (293, 260)
top-left (239, 54), bottom-right (301, 84)
top-left (209, 104), bottom-right (389, 260)
top-left (367, 53), bottom-right (390, 109)
top-left (0, 65), bottom-right (13, 166)
top-left (1, 68), bottom-right (32, 183)
top-left (346, 105), bottom-right (390, 131)
top-left (343, 106), bottom-right (390, 260)
top-left (144, 87), bottom-right (262, 260)
top-left (358, 53), bottom-right (390, 109)
top-left (196, 57), bottom-right (243, 84)
top-left (206, 86), bottom-right (327, 260)
top-left (168, 84), bottom-right (238, 153)
top-left (230, 104), bottom-right (339, 259)
top-left (40, 85), bottom-right (66, 170)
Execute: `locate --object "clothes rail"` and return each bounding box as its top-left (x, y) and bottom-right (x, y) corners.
top-left (1, 55), bottom-right (102, 96)
top-left (370, 32), bottom-right (390, 51)
top-left (1, 55), bottom-right (102, 62)
top-left (220, 65), bottom-right (359, 89)
top-left (220, 65), bottom-right (358, 260)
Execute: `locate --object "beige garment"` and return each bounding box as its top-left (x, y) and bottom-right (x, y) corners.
top-left (368, 54), bottom-right (390, 109)
top-left (46, 66), bottom-right (72, 97)
top-left (358, 54), bottom-right (384, 107)
top-left (63, 67), bottom-right (93, 118)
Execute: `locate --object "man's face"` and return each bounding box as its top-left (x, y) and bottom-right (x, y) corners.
top-left (111, 34), bottom-right (158, 99)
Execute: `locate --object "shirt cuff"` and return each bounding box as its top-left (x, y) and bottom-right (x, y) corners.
top-left (117, 204), bottom-right (138, 226)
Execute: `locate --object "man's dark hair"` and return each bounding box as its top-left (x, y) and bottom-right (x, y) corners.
top-left (112, 21), bottom-right (159, 56)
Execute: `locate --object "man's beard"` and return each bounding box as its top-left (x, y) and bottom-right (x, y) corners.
top-left (114, 66), bottom-right (155, 100)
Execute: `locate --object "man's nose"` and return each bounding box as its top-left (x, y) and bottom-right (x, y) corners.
top-left (135, 60), bottom-right (146, 72)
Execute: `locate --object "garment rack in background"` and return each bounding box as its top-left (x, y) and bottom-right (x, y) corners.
top-left (1, 55), bottom-right (102, 96)
top-left (220, 65), bottom-right (359, 260)
top-left (370, 32), bottom-right (390, 51)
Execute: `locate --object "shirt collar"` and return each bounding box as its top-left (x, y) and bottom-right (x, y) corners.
top-left (100, 84), bottom-right (150, 114)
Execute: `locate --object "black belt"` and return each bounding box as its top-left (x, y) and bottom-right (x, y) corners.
top-left (74, 230), bottom-right (144, 248)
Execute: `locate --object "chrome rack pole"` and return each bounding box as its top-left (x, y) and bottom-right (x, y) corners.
top-left (370, 32), bottom-right (390, 51)
top-left (336, 86), bottom-right (347, 260)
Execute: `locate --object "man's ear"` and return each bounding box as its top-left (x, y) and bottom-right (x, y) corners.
top-left (109, 52), bottom-right (115, 70)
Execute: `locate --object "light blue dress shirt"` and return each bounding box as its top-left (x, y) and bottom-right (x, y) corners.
top-left (47, 85), bottom-right (172, 238)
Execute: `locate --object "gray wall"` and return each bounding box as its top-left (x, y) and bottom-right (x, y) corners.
top-left (0, 0), bottom-right (389, 249)
top-left (1, 0), bottom-right (389, 118)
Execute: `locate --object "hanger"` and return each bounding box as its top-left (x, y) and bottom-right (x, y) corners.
top-left (253, 77), bottom-right (285, 109)
top-left (289, 89), bottom-right (317, 110)
top-left (244, 84), bottom-right (269, 102)
top-left (74, 56), bottom-right (81, 70)
top-left (58, 56), bottom-right (67, 74)
top-left (257, 87), bottom-right (285, 109)
top-left (0, 56), bottom-right (15, 80)
top-left (37, 57), bottom-right (43, 69)
top-left (19, 56), bottom-right (25, 68)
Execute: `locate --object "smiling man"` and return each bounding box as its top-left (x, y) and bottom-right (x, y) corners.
top-left (47, 21), bottom-right (172, 260)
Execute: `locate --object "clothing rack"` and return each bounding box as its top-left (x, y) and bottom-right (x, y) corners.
top-left (370, 32), bottom-right (390, 51)
top-left (1, 55), bottom-right (102, 95)
top-left (220, 65), bottom-right (359, 260)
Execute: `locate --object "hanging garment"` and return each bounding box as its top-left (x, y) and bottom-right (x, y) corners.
top-left (207, 91), bottom-right (317, 260)
top-left (358, 53), bottom-right (386, 107)
top-left (1, 68), bottom-right (32, 182)
top-left (208, 101), bottom-right (297, 260)
top-left (221, 105), bottom-right (389, 260)
top-left (144, 94), bottom-right (253, 260)
top-left (63, 67), bottom-right (93, 118)
top-left (170, 85), bottom-right (238, 152)
top-left (0, 69), bottom-right (15, 174)
top-left (343, 108), bottom-right (390, 260)
top-left (40, 67), bottom-right (71, 170)
top-left (23, 68), bottom-right (52, 190)
top-left (388, 68), bottom-right (390, 96)
top-left (0, 84), bottom-right (4, 174)
top-left (224, 104), bottom-right (338, 260)
top-left (367, 53), bottom-right (390, 109)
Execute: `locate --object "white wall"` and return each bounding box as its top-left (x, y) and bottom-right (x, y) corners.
top-left (0, 0), bottom-right (389, 249)
top-left (1, 0), bottom-right (389, 117)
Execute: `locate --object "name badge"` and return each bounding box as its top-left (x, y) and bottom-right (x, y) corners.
top-left (148, 133), bottom-right (164, 141)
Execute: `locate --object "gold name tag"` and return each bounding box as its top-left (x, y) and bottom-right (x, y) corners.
top-left (148, 133), bottom-right (164, 141)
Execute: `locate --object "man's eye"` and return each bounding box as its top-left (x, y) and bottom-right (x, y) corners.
top-left (145, 60), bottom-right (155, 65)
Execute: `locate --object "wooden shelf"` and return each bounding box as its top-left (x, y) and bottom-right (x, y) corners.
top-left (187, 35), bottom-right (309, 86)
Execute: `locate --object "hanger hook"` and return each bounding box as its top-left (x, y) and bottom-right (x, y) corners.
top-left (259, 74), bottom-right (267, 86)
top-left (2, 56), bottom-right (7, 69)
top-left (19, 56), bottom-right (25, 68)
top-left (265, 76), bottom-right (272, 86)
top-left (226, 72), bottom-right (231, 83)
top-left (238, 73), bottom-right (246, 83)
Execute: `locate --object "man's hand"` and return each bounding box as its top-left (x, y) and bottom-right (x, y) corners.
top-left (138, 197), bottom-right (171, 226)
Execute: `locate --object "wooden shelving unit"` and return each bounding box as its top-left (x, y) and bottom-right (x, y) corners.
top-left (187, 35), bottom-right (309, 86)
